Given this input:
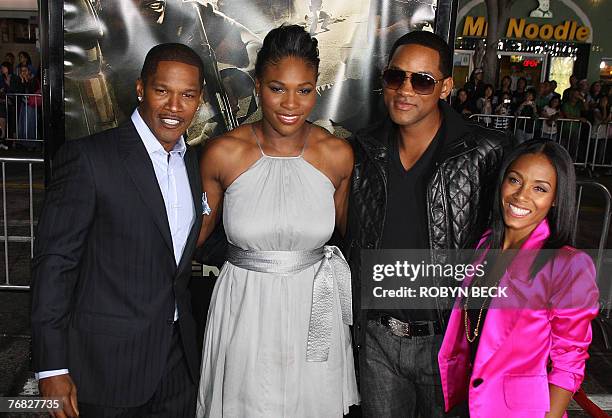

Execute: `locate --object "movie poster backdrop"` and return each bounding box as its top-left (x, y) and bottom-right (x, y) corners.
top-left (62, 0), bottom-right (452, 144)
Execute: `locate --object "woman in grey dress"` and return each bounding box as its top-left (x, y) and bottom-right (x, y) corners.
top-left (196, 25), bottom-right (359, 417)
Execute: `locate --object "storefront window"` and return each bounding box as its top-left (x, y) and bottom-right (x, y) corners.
top-left (600, 58), bottom-right (612, 81)
top-left (499, 54), bottom-right (544, 89)
top-left (453, 51), bottom-right (472, 90)
top-left (549, 56), bottom-right (575, 93)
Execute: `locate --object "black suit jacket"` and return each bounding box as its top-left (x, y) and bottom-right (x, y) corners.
top-left (31, 121), bottom-right (203, 407)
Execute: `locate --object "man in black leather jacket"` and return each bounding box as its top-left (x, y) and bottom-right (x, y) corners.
top-left (345, 31), bottom-right (511, 417)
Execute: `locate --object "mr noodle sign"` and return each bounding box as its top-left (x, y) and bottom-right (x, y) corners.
top-left (462, 16), bottom-right (590, 42)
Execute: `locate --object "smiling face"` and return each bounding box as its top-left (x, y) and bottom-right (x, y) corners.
top-left (255, 56), bottom-right (317, 137)
top-left (501, 153), bottom-right (557, 243)
top-left (136, 60), bottom-right (202, 151)
top-left (383, 44), bottom-right (452, 128)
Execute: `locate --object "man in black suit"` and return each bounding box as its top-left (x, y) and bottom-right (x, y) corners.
top-left (31, 43), bottom-right (204, 418)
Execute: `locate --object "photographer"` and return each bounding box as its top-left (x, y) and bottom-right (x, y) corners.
top-left (516, 90), bottom-right (538, 118)
top-left (511, 77), bottom-right (528, 112)
top-left (541, 96), bottom-right (561, 139)
top-left (515, 90), bottom-right (538, 143)
top-left (494, 92), bottom-right (513, 130)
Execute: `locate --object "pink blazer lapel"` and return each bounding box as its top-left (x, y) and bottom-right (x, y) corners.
top-left (473, 219), bottom-right (551, 369)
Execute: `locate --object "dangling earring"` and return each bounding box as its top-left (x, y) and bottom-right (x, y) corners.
top-left (137, 96), bottom-right (143, 102)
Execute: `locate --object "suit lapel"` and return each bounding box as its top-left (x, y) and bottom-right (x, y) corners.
top-left (176, 146), bottom-right (202, 275)
top-left (118, 122), bottom-right (174, 254)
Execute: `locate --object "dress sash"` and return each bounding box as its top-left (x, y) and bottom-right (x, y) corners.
top-left (226, 244), bottom-right (353, 361)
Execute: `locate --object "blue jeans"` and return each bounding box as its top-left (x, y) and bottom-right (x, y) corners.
top-left (360, 318), bottom-right (466, 418)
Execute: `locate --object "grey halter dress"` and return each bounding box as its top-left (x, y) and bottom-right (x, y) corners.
top-left (197, 128), bottom-right (359, 417)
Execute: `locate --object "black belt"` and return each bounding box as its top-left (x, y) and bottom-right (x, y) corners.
top-left (375, 314), bottom-right (442, 338)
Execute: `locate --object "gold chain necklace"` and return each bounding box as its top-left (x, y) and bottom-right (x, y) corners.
top-left (463, 249), bottom-right (512, 343)
top-left (464, 296), bottom-right (489, 343)
top-left (463, 270), bottom-right (494, 343)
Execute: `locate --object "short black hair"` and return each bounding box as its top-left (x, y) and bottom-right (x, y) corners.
top-left (5, 52), bottom-right (14, 58)
top-left (255, 24), bottom-right (319, 79)
top-left (489, 140), bottom-right (576, 250)
top-left (140, 43), bottom-right (205, 87)
top-left (1, 61), bottom-right (11, 69)
top-left (387, 31), bottom-right (452, 78)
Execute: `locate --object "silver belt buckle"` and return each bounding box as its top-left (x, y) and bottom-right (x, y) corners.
top-left (388, 316), bottom-right (411, 338)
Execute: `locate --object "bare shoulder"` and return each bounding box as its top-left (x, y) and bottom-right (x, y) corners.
top-left (201, 124), bottom-right (256, 166)
top-left (310, 125), bottom-right (354, 167)
top-left (200, 124), bottom-right (262, 188)
top-left (308, 124), bottom-right (354, 184)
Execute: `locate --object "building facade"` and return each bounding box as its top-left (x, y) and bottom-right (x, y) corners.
top-left (454, 0), bottom-right (611, 90)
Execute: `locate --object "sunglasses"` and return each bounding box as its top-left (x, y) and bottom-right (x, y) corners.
top-left (381, 69), bottom-right (445, 95)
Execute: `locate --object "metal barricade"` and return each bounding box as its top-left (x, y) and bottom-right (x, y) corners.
top-left (3, 93), bottom-right (43, 146)
top-left (575, 180), bottom-right (612, 349)
top-left (469, 114), bottom-right (513, 131)
top-left (0, 157), bottom-right (44, 291)
top-left (469, 114), bottom-right (592, 170)
top-left (539, 117), bottom-right (589, 168)
top-left (590, 121), bottom-right (612, 172)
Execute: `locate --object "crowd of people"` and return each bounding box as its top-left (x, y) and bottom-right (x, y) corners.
top-left (0, 50), bottom-right (41, 150)
top-left (30, 27), bottom-right (600, 418)
top-left (453, 68), bottom-right (612, 139)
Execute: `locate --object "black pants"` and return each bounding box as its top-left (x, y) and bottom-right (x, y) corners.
top-left (79, 326), bottom-right (196, 418)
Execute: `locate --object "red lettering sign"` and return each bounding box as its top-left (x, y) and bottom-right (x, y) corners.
top-left (523, 59), bottom-right (539, 67)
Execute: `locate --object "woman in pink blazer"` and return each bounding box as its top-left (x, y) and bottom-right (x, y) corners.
top-left (438, 140), bottom-right (600, 418)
